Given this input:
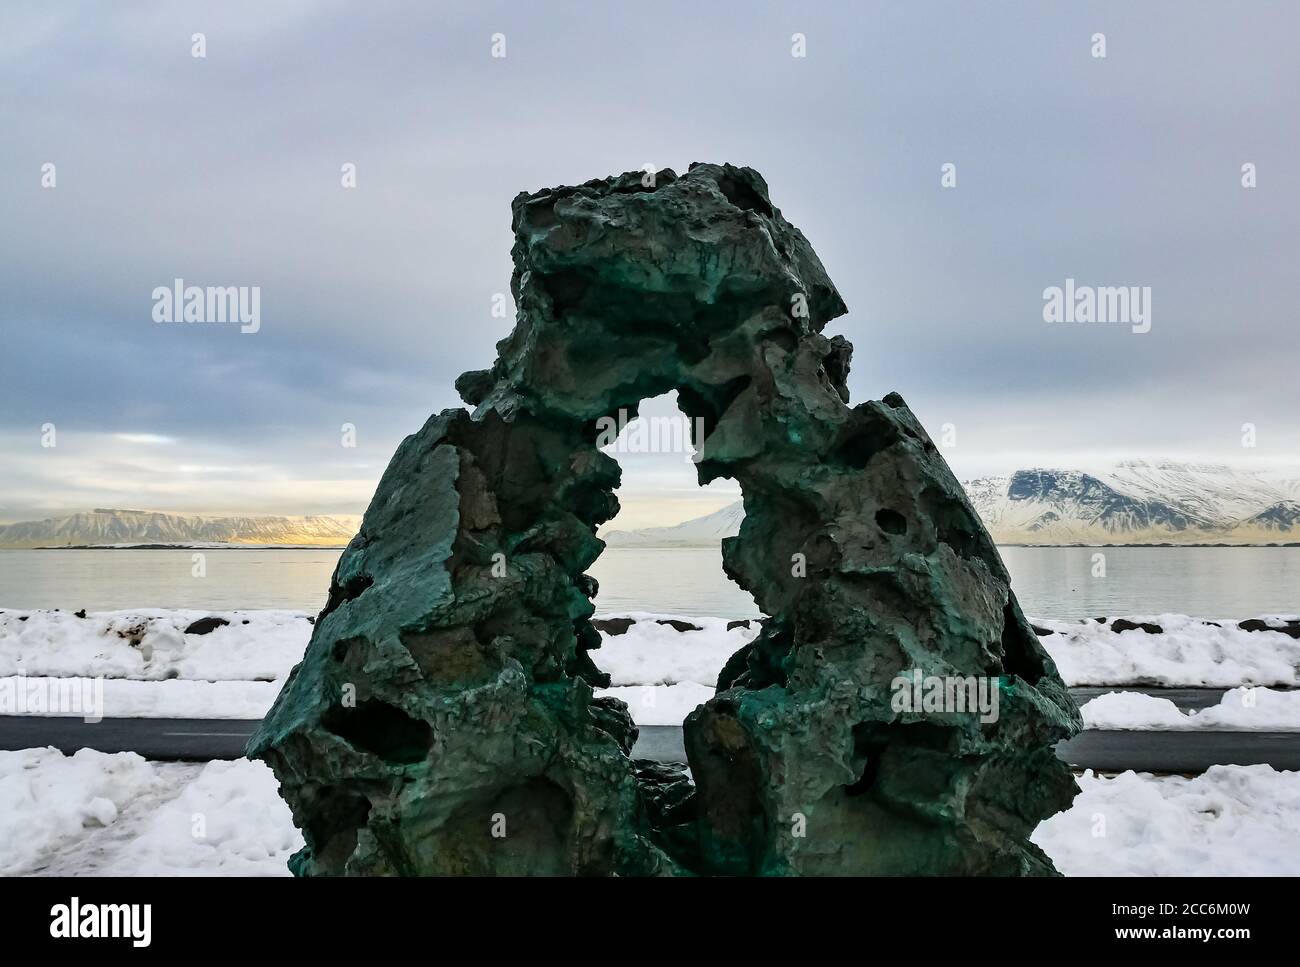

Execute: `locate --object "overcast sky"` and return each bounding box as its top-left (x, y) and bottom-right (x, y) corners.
top-left (2, 1), bottom-right (1297, 528)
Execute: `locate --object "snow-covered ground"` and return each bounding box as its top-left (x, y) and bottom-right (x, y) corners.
top-left (4, 608), bottom-right (1300, 725)
top-left (594, 613), bottom-right (756, 686)
top-left (1, 676), bottom-right (277, 719)
top-left (1032, 765), bottom-right (1300, 876)
top-left (1037, 613), bottom-right (1300, 688)
top-left (2, 747), bottom-right (1295, 876)
top-left (1082, 687), bottom-right (1300, 731)
top-left (588, 613), bottom-right (1300, 727)
top-left (0, 749), bottom-right (299, 876)
top-left (0, 608), bottom-right (310, 681)
top-left (593, 612), bottom-right (1300, 691)
top-left (10, 673), bottom-right (1297, 729)
top-left (598, 682), bottom-right (717, 725)
top-left (3, 607), bottom-right (1299, 876)
top-left (6, 607), bottom-right (1297, 690)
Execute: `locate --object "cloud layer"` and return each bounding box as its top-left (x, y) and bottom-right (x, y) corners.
top-left (2, 1), bottom-right (1296, 524)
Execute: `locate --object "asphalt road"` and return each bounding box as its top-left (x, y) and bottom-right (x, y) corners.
top-left (1054, 729), bottom-right (1300, 772)
top-left (0, 715), bottom-right (260, 761)
top-left (641, 724), bottom-right (1300, 770)
top-left (3, 688), bottom-right (1298, 773)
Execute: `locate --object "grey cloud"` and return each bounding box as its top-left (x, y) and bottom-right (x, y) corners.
top-left (1, 0), bottom-right (1296, 520)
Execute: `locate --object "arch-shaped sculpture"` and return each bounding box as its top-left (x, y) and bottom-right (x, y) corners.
top-left (249, 163), bottom-right (1081, 876)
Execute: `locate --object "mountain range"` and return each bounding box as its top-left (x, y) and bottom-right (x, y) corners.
top-left (6, 460), bottom-right (1299, 548)
top-left (602, 461), bottom-right (1300, 547)
top-left (0, 508), bottom-right (361, 548)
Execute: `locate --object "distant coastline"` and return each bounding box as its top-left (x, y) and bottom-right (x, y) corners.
top-left (599, 541), bottom-right (1300, 550)
top-left (995, 542), bottom-right (1300, 549)
top-left (11, 543), bottom-right (350, 551)
top-left (5, 541), bottom-right (1297, 552)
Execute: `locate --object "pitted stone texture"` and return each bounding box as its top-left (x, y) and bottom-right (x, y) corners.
top-left (250, 163), bottom-right (1079, 876)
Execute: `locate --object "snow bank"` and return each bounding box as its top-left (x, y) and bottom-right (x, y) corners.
top-left (599, 611), bottom-right (1300, 692)
top-left (597, 682), bottom-right (716, 726)
top-left (1036, 613), bottom-right (1300, 687)
top-left (0, 608), bottom-right (311, 682)
top-left (1032, 765), bottom-right (1300, 876)
top-left (593, 612), bottom-right (755, 687)
top-left (606, 681), bottom-right (1300, 729)
top-left (1081, 687), bottom-right (1300, 731)
top-left (3, 608), bottom-right (1297, 702)
top-left (1, 676), bottom-right (278, 719)
top-left (0, 750), bottom-right (299, 876)
top-left (590, 614), bottom-right (755, 724)
top-left (92, 759), bottom-right (301, 876)
top-left (6, 750), bottom-right (1297, 876)
top-left (1080, 691), bottom-right (1193, 730)
top-left (0, 747), bottom-right (161, 874)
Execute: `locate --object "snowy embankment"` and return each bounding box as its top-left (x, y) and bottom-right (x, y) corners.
top-left (1035, 613), bottom-right (1300, 688)
top-left (1, 607), bottom-right (1298, 723)
top-left (0, 608), bottom-right (309, 681)
top-left (3, 608), bottom-right (1300, 876)
top-left (1, 678), bottom-right (279, 720)
top-left (0, 748), bottom-right (299, 876)
top-left (1082, 687), bottom-right (1300, 731)
top-left (593, 613), bottom-right (754, 725)
top-left (0, 608), bottom-right (306, 719)
top-left (2, 746), bottom-right (1296, 876)
top-left (593, 613), bottom-right (1300, 726)
top-left (1031, 765), bottom-right (1300, 876)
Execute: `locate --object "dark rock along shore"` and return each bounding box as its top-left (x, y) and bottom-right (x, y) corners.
top-left (249, 163), bottom-right (1081, 875)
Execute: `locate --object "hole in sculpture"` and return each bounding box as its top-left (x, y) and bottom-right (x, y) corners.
top-left (875, 508), bottom-right (908, 535)
top-left (586, 391), bottom-right (759, 735)
top-left (322, 699), bottom-right (432, 765)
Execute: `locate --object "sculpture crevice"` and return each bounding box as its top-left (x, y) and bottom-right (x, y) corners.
top-left (249, 162), bottom-right (1080, 876)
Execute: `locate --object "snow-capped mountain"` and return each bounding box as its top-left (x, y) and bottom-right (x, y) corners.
top-left (602, 501), bottom-right (745, 547)
top-left (601, 461), bottom-right (1300, 546)
top-left (1240, 500), bottom-right (1300, 534)
top-left (970, 461), bottom-right (1300, 544)
top-left (0, 508), bottom-right (361, 548)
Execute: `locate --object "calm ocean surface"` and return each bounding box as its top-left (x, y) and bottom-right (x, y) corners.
top-left (0, 546), bottom-right (1296, 620)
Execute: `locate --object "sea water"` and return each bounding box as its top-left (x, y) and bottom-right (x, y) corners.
top-left (0, 545), bottom-right (1296, 621)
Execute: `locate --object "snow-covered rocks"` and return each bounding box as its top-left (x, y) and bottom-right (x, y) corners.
top-left (592, 610), bottom-right (1300, 694)
top-left (0, 608), bottom-right (312, 682)
top-left (590, 613), bottom-right (753, 724)
top-left (1037, 613), bottom-right (1300, 687)
top-left (591, 612), bottom-right (756, 688)
top-left (589, 609), bottom-right (1300, 699)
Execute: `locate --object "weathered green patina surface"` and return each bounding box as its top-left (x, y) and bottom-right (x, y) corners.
top-left (249, 163), bottom-right (1080, 875)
